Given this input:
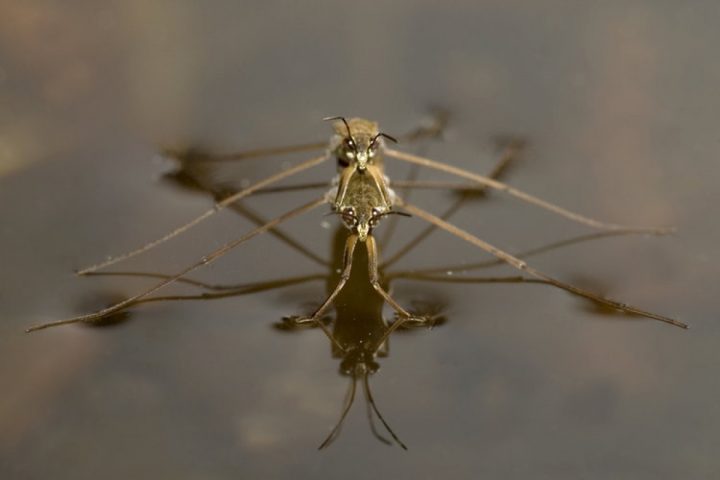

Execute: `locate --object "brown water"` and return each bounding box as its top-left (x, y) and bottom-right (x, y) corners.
top-left (1, 1), bottom-right (719, 479)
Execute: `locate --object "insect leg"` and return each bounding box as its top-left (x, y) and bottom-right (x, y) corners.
top-left (398, 200), bottom-right (688, 329)
top-left (385, 148), bottom-right (674, 234)
top-left (365, 235), bottom-right (433, 326)
top-left (26, 197), bottom-right (326, 333)
top-left (87, 273), bottom-right (327, 306)
top-left (170, 158), bottom-right (331, 267)
top-left (389, 180), bottom-right (495, 191)
top-left (382, 141), bottom-right (522, 268)
top-left (77, 154), bottom-right (329, 275)
top-left (221, 201), bottom-right (329, 267)
top-left (283, 234), bottom-right (359, 326)
top-left (248, 182), bottom-right (331, 195)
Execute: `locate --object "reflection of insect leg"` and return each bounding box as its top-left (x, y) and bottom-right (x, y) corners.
top-left (164, 141), bottom-right (329, 163)
top-left (397, 200), bottom-right (688, 329)
top-left (113, 273), bottom-right (327, 306)
top-left (385, 148), bottom-right (673, 234)
top-left (27, 197), bottom-right (326, 332)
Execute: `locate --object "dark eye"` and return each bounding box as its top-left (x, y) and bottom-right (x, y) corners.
top-left (368, 208), bottom-right (381, 228)
top-left (345, 138), bottom-right (356, 150)
top-left (342, 208), bottom-right (357, 227)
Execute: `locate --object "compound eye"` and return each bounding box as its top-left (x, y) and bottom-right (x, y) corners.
top-left (367, 141), bottom-right (380, 157)
top-left (342, 207), bottom-right (357, 227)
top-left (368, 208), bottom-right (381, 228)
top-left (344, 138), bottom-right (356, 151)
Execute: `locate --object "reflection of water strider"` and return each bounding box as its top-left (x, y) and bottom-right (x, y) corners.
top-left (286, 225), bottom-right (420, 449)
top-left (27, 114), bottom-right (687, 445)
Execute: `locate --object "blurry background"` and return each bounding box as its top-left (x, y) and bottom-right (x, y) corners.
top-left (1, 1), bottom-right (718, 478)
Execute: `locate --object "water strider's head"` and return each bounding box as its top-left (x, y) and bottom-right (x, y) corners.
top-left (326, 116), bottom-right (396, 171)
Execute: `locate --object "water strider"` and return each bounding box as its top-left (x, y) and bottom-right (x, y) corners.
top-left (27, 115), bottom-right (687, 333)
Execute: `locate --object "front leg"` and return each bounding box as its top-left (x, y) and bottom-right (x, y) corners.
top-left (283, 234), bottom-right (359, 327)
top-left (365, 235), bottom-right (435, 327)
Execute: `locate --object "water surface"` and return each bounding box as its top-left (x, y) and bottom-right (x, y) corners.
top-left (1, 2), bottom-right (718, 479)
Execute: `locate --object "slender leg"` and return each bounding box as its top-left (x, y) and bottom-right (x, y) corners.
top-left (379, 165), bottom-right (420, 248)
top-left (385, 148), bottom-right (674, 234)
top-left (375, 313), bottom-right (425, 350)
top-left (379, 111), bottom-right (451, 247)
top-left (164, 142), bottom-right (329, 163)
top-left (389, 180), bottom-right (493, 191)
top-left (26, 197), bottom-right (326, 333)
top-left (365, 235), bottom-right (434, 326)
top-left (382, 141), bottom-right (520, 269)
top-left (83, 271), bottom-right (238, 290)
top-left (283, 234), bottom-right (359, 326)
top-left (170, 157), bottom-right (331, 267)
top-left (224, 201), bottom-right (329, 267)
top-left (77, 154), bottom-right (329, 275)
top-left (249, 181), bottom-right (330, 195)
top-left (398, 200), bottom-right (688, 329)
